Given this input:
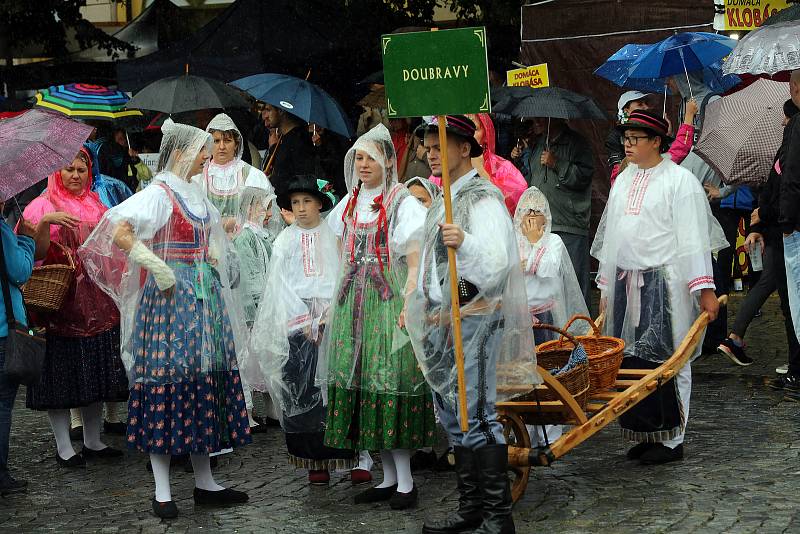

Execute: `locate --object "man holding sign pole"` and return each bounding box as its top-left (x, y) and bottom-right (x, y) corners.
top-left (407, 116), bottom-right (537, 534)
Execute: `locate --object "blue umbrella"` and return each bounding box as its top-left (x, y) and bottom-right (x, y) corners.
top-left (232, 74), bottom-right (353, 138)
top-left (625, 32), bottom-right (737, 98)
top-left (596, 43), bottom-right (741, 95)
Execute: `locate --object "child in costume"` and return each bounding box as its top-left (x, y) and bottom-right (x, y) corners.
top-left (592, 110), bottom-right (726, 465)
top-left (405, 176), bottom-right (441, 209)
top-left (321, 124), bottom-right (436, 510)
top-left (252, 175), bottom-right (354, 485)
top-left (80, 119), bottom-right (251, 519)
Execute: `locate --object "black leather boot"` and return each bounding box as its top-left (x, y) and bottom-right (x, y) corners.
top-left (472, 444), bottom-right (515, 534)
top-left (422, 447), bottom-right (483, 534)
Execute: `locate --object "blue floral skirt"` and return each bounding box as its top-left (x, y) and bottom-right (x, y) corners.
top-left (126, 268), bottom-right (251, 455)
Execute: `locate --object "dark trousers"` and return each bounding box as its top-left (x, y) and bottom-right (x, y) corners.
top-left (0, 342), bottom-right (18, 475)
top-left (731, 242), bottom-right (800, 374)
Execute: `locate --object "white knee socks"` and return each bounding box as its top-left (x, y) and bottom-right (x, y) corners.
top-left (376, 449), bottom-right (397, 488)
top-left (191, 454), bottom-right (224, 491)
top-left (48, 409), bottom-right (77, 460)
top-left (150, 454), bottom-right (172, 502)
top-left (70, 408), bottom-right (82, 430)
top-left (391, 449), bottom-right (413, 493)
top-left (80, 402), bottom-right (108, 451)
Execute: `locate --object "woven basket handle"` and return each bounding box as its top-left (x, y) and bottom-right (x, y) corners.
top-left (51, 241), bottom-right (76, 270)
top-left (561, 314), bottom-right (601, 341)
top-left (533, 323), bottom-right (578, 348)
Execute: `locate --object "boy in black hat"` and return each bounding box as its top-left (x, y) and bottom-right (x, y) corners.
top-left (251, 174), bottom-right (355, 485)
top-left (408, 116), bottom-right (537, 534)
top-left (592, 109), bottom-right (726, 465)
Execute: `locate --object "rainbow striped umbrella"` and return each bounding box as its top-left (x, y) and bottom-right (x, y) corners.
top-left (34, 83), bottom-right (142, 121)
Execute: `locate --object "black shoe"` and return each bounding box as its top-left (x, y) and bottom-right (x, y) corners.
top-left (354, 484), bottom-right (397, 504)
top-left (434, 447), bottom-right (456, 472)
top-left (410, 449), bottom-right (437, 472)
top-left (69, 426), bottom-right (83, 441)
top-left (249, 423), bottom-right (269, 434)
top-left (81, 446), bottom-right (124, 460)
top-left (389, 485), bottom-right (418, 510)
top-left (152, 498), bottom-right (179, 519)
top-left (625, 442), bottom-right (655, 460)
top-left (423, 447), bottom-right (482, 534)
top-left (769, 373), bottom-right (800, 393)
top-left (193, 487), bottom-right (249, 506)
top-left (639, 443), bottom-right (684, 465)
top-left (0, 473), bottom-right (28, 495)
top-left (56, 451), bottom-right (85, 468)
top-left (472, 444), bottom-right (515, 534)
top-left (717, 339), bottom-right (753, 366)
top-left (103, 421), bottom-right (126, 435)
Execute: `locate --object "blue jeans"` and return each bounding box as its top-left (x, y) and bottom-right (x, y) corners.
top-left (784, 232), bottom-right (800, 343)
top-left (434, 315), bottom-right (504, 450)
top-left (0, 341), bottom-right (18, 475)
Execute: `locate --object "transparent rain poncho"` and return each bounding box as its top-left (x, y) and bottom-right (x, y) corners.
top-left (514, 186), bottom-right (589, 343)
top-left (318, 123), bottom-right (430, 396)
top-left (79, 119), bottom-right (248, 385)
top-left (591, 159), bottom-right (728, 363)
top-left (250, 219), bottom-right (339, 430)
top-left (200, 113), bottom-right (283, 238)
top-left (233, 186), bottom-right (276, 327)
top-left (405, 169), bottom-right (540, 407)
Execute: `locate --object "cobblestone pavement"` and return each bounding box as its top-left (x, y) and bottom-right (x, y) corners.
top-left (2, 294), bottom-right (799, 533)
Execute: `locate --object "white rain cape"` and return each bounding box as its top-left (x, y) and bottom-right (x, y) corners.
top-left (514, 186), bottom-right (589, 341)
top-left (406, 170), bottom-right (541, 407)
top-left (591, 158), bottom-right (728, 363)
top-left (318, 123), bottom-right (430, 395)
top-left (251, 221), bottom-right (339, 429)
top-left (79, 119), bottom-right (248, 385)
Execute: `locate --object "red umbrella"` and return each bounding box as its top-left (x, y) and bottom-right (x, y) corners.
top-left (0, 109), bottom-right (94, 200)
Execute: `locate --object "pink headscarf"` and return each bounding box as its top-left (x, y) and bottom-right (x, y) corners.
top-left (429, 114), bottom-right (527, 215)
top-left (23, 147), bottom-right (107, 242)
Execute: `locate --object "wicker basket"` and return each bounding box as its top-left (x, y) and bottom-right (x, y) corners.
top-left (539, 315), bottom-right (625, 393)
top-left (522, 324), bottom-right (590, 413)
top-left (22, 242), bottom-right (76, 314)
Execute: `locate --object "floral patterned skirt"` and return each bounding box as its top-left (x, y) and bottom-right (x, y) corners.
top-left (323, 268), bottom-right (436, 451)
top-left (126, 271), bottom-right (250, 455)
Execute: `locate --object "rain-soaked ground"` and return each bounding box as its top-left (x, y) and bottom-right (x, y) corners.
top-left (1, 293), bottom-right (798, 533)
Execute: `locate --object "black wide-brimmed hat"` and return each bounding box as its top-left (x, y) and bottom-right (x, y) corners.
top-left (616, 109), bottom-right (674, 146)
top-left (415, 115), bottom-right (483, 158)
top-left (277, 174), bottom-right (335, 212)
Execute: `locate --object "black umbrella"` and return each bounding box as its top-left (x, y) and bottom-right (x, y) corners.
top-left (126, 74), bottom-right (251, 114)
top-left (763, 5), bottom-right (800, 25)
top-left (492, 86), bottom-right (608, 121)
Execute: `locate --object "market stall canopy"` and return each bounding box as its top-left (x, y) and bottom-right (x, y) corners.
top-left (116, 0), bottom-right (356, 93)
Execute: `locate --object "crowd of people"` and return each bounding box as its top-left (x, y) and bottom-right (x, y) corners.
top-left (0, 65), bottom-right (799, 534)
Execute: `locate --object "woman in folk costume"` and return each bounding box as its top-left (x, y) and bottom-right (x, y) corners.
top-left (592, 110), bottom-right (726, 465)
top-left (24, 148), bottom-right (129, 467)
top-left (405, 176), bottom-right (441, 209)
top-left (79, 119), bottom-right (251, 519)
top-left (321, 124), bottom-right (437, 510)
top-left (252, 175), bottom-right (355, 485)
top-left (200, 113), bottom-right (282, 237)
top-left (514, 186), bottom-right (589, 344)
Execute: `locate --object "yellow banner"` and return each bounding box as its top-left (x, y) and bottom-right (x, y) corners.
top-left (725, 0), bottom-right (790, 31)
top-left (506, 63), bottom-right (550, 88)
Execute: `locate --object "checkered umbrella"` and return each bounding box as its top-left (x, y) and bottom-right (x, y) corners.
top-left (694, 78), bottom-right (789, 185)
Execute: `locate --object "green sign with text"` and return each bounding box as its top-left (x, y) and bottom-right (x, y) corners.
top-left (381, 27), bottom-right (491, 118)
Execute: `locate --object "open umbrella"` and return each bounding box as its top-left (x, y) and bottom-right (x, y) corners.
top-left (723, 20), bottom-right (800, 76)
top-left (127, 74), bottom-right (251, 115)
top-left (232, 74), bottom-right (353, 138)
top-left (34, 83), bottom-right (142, 121)
top-left (694, 78), bottom-right (789, 185)
top-left (0, 109), bottom-right (94, 200)
top-left (627, 32), bottom-right (737, 98)
top-left (492, 86), bottom-right (607, 121)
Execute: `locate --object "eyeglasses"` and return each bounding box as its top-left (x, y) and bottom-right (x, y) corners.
top-left (526, 209), bottom-right (545, 217)
top-left (621, 135), bottom-right (653, 146)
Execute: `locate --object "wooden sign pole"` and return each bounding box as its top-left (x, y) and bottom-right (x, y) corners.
top-left (436, 115), bottom-right (469, 433)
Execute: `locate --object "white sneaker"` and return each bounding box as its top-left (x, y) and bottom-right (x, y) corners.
top-left (776, 364), bottom-right (789, 375)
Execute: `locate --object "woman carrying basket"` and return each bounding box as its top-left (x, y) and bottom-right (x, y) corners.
top-left (23, 147), bottom-right (129, 468)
